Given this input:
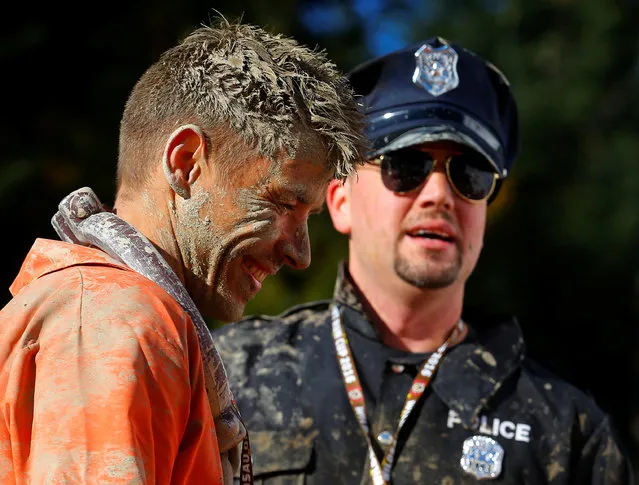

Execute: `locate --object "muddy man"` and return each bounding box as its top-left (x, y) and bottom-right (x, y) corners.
top-left (0, 17), bottom-right (367, 485)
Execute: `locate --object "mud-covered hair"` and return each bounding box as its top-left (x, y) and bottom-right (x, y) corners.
top-left (117, 17), bottom-right (368, 190)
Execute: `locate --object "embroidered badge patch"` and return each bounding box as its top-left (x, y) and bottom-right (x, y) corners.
top-left (412, 40), bottom-right (460, 96)
top-left (460, 435), bottom-right (504, 480)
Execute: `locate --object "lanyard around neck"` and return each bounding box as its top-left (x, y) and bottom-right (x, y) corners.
top-left (330, 303), bottom-right (464, 485)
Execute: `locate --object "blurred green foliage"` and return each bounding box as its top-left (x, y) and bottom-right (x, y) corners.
top-left (2, 0), bottom-right (638, 472)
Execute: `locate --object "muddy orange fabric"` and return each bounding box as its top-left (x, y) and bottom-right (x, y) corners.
top-left (0, 238), bottom-right (224, 484)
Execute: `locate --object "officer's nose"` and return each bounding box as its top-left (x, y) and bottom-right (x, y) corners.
top-left (415, 164), bottom-right (455, 210)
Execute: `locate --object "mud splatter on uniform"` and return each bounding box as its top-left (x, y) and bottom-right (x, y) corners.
top-left (214, 263), bottom-right (632, 484)
top-left (0, 239), bottom-right (223, 484)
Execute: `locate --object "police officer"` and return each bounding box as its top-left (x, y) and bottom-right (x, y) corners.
top-left (213, 37), bottom-right (634, 484)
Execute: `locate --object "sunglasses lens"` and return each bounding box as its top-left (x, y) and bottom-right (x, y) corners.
top-left (448, 152), bottom-right (496, 201)
top-left (380, 149), bottom-right (435, 193)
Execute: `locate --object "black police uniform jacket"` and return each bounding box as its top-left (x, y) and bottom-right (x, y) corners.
top-left (213, 263), bottom-right (633, 484)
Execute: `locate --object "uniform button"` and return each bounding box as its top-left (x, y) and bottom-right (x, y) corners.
top-left (391, 364), bottom-right (405, 373)
top-left (377, 430), bottom-right (394, 446)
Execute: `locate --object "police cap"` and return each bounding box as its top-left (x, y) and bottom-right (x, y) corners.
top-left (348, 37), bottom-right (519, 180)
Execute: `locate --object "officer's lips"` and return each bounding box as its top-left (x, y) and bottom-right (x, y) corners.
top-left (406, 222), bottom-right (457, 244)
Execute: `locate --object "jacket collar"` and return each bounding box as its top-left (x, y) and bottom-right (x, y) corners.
top-left (10, 238), bottom-right (125, 296)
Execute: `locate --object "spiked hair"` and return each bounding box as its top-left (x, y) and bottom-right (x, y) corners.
top-left (118, 17), bottom-right (368, 190)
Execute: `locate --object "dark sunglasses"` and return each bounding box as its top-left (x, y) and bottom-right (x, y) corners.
top-left (369, 147), bottom-right (498, 203)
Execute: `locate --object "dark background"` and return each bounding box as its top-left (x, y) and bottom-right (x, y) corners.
top-left (3, 0), bottom-right (638, 473)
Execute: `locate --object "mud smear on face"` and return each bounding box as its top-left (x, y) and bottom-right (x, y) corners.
top-left (172, 131), bottom-right (331, 320)
top-left (170, 160), bottom-right (284, 321)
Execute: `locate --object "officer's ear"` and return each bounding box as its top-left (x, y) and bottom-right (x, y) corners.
top-left (162, 124), bottom-right (206, 199)
top-left (326, 178), bottom-right (352, 235)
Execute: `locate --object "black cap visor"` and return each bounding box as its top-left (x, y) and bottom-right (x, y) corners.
top-left (365, 104), bottom-right (507, 178)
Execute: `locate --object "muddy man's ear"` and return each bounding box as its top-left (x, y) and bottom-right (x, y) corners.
top-left (162, 124), bottom-right (207, 199)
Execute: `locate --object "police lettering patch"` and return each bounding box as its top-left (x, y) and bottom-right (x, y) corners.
top-left (412, 41), bottom-right (459, 96)
top-left (460, 435), bottom-right (504, 480)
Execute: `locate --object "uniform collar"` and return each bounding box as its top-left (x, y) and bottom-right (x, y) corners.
top-left (331, 259), bottom-right (526, 428)
top-left (432, 315), bottom-right (526, 427)
top-left (332, 261), bottom-right (381, 341)
top-left (333, 260), bottom-right (366, 314)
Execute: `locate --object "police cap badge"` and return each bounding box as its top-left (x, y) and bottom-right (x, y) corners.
top-left (412, 39), bottom-right (459, 96)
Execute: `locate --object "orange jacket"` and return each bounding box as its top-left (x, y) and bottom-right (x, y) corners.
top-left (0, 238), bottom-right (223, 484)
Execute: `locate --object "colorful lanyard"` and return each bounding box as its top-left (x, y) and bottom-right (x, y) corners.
top-left (330, 304), bottom-right (465, 485)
